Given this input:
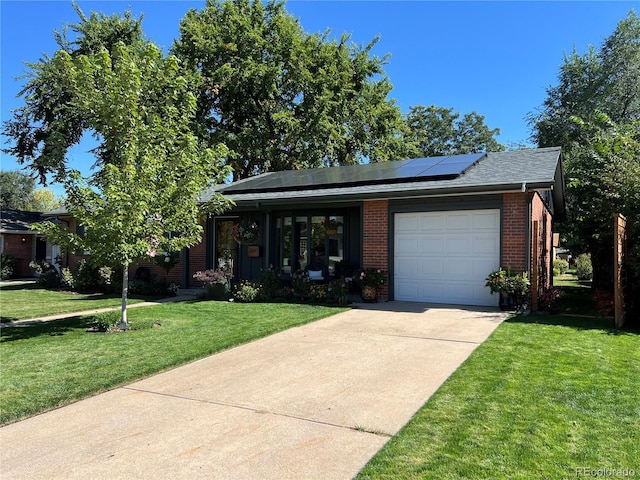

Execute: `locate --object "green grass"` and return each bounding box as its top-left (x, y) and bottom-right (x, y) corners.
top-left (0, 283), bottom-right (147, 322)
top-left (0, 301), bottom-right (346, 425)
top-left (356, 315), bottom-right (639, 479)
top-left (553, 271), bottom-right (599, 316)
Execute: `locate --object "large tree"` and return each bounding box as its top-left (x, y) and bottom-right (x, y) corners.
top-left (529, 10), bottom-right (640, 148)
top-left (529, 10), bottom-right (640, 291)
top-left (0, 170), bottom-right (35, 210)
top-left (172, 0), bottom-right (411, 180)
top-left (0, 170), bottom-right (60, 212)
top-left (3, 6), bottom-right (231, 328)
top-left (404, 105), bottom-right (505, 157)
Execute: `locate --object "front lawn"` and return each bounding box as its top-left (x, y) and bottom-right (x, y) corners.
top-left (0, 301), bottom-right (346, 425)
top-left (356, 314), bottom-right (639, 479)
top-left (0, 282), bottom-right (147, 322)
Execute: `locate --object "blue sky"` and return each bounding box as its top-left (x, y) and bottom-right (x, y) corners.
top-left (1, 0), bottom-right (638, 194)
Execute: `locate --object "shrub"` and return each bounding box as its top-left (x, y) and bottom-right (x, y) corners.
top-left (128, 276), bottom-right (177, 296)
top-left (233, 280), bottom-right (260, 303)
top-left (257, 266), bottom-right (279, 301)
top-left (205, 283), bottom-right (228, 300)
top-left (60, 267), bottom-right (75, 289)
top-left (193, 268), bottom-right (228, 292)
top-left (310, 283), bottom-right (328, 302)
top-left (553, 257), bottom-right (569, 275)
top-left (538, 287), bottom-right (563, 313)
top-left (75, 260), bottom-right (121, 293)
top-left (593, 290), bottom-right (614, 317)
top-left (0, 252), bottom-right (17, 280)
top-left (575, 253), bottom-right (593, 281)
top-left (291, 270), bottom-right (312, 298)
top-left (29, 260), bottom-right (61, 288)
top-left (326, 278), bottom-right (350, 305)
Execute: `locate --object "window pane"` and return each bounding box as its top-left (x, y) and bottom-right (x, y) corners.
top-left (327, 216), bottom-right (344, 276)
top-left (295, 216), bottom-right (308, 271)
top-left (310, 216), bottom-right (326, 269)
top-left (281, 217), bottom-right (292, 273)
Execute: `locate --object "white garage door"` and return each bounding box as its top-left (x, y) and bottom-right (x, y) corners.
top-left (394, 209), bottom-right (500, 306)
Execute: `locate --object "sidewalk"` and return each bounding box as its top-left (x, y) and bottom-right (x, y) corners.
top-left (0, 286), bottom-right (202, 327)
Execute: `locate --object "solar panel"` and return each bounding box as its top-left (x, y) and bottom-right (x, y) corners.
top-left (221, 153), bottom-right (486, 194)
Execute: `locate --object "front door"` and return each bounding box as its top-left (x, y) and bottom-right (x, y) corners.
top-left (215, 218), bottom-right (239, 280)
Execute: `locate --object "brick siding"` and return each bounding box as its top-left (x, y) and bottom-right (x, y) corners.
top-left (2, 234), bottom-right (34, 277)
top-left (531, 192), bottom-right (553, 291)
top-left (501, 192), bottom-right (528, 274)
top-left (362, 200), bottom-right (389, 301)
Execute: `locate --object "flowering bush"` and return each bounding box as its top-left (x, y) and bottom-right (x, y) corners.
top-left (593, 290), bottom-right (614, 317)
top-left (233, 221), bottom-right (259, 244)
top-left (538, 287), bottom-right (563, 312)
top-left (193, 269), bottom-right (227, 287)
top-left (310, 283), bottom-right (328, 302)
top-left (292, 270), bottom-right (312, 298)
top-left (233, 280), bottom-right (260, 302)
top-left (354, 268), bottom-right (387, 288)
top-left (327, 278), bottom-right (350, 305)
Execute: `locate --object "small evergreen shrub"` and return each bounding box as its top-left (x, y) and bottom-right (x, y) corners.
top-left (575, 253), bottom-right (593, 281)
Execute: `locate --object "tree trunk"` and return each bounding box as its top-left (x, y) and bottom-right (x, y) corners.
top-left (119, 263), bottom-right (129, 331)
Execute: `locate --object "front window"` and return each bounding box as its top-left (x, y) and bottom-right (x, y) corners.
top-left (276, 214), bottom-right (344, 278)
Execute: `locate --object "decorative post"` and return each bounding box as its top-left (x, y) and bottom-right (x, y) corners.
top-left (614, 213), bottom-right (627, 329)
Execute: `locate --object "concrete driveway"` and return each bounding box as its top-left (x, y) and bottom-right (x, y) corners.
top-left (0, 302), bottom-right (507, 480)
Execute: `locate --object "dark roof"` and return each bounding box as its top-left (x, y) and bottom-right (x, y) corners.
top-left (0, 209), bottom-right (43, 233)
top-left (205, 147), bottom-right (566, 216)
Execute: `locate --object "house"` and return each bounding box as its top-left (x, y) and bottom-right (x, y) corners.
top-left (56, 147), bottom-right (565, 307)
top-left (0, 209), bottom-right (55, 278)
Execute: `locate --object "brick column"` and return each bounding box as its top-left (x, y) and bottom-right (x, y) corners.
top-left (502, 193), bottom-right (528, 274)
top-left (362, 199), bottom-right (389, 301)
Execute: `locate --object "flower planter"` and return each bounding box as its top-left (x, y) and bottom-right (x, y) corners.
top-left (360, 285), bottom-right (377, 303)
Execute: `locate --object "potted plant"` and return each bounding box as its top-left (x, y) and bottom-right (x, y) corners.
top-left (485, 267), bottom-right (530, 311)
top-left (354, 267), bottom-right (387, 302)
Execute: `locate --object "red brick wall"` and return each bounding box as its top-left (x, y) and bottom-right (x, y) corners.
top-left (502, 193), bottom-right (528, 274)
top-left (362, 200), bottom-right (389, 301)
top-left (2, 234), bottom-right (34, 277)
top-left (531, 192), bottom-right (553, 291)
top-left (64, 219), bottom-right (209, 288)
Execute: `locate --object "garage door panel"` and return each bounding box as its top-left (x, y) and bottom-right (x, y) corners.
top-left (420, 237), bottom-right (444, 255)
top-left (394, 209), bottom-right (500, 306)
top-left (444, 259), bottom-right (468, 278)
top-left (445, 236), bottom-right (472, 255)
top-left (473, 236), bottom-right (499, 255)
top-left (396, 238), bottom-right (419, 255)
top-left (473, 212), bottom-right (500, 230)
top-left (395, 214), bottom-right (419, 232)
top-left (419, 214), bottom-right (445, 231)
top-left (446, 213), bottom-right (472, 230)
top-left (395, 258), bottom-right (418, 275)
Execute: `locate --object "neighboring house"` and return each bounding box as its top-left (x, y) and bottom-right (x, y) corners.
top-left (56, 147), bottom-right (566, 307)
top-left (0, 209), bottom-right (52, 278)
